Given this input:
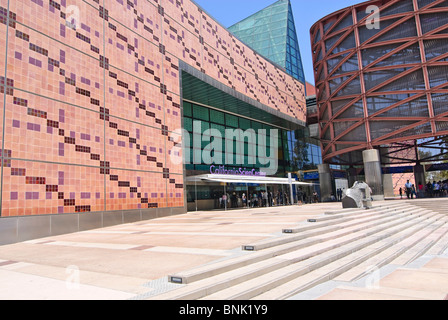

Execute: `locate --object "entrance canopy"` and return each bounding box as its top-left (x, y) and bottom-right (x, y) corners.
top-left (186, 174), bottom-right (316, 186)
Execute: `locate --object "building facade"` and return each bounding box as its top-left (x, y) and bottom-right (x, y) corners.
top-left (0, 0), bottom-right (306, 243)
top-left (228, 0), bottom-right (305, 83)
top-left (310, 0), bottom-right (448, 199)
top-left (183, 0), bottom-right (321, 210)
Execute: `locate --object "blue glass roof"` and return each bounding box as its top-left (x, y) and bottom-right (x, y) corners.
top-left (228, 0), bottom-right (305, 83)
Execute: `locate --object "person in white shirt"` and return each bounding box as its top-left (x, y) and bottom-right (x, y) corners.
top-left (405, 180), bottom-right (413, 199)
top-left (434, 182), bottom-right (440, 197)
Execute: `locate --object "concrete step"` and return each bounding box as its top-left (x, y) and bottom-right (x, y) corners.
top-left (273, 210), bottom-right (431, 264)
top-left (251, 214), bottom-right (447, 300)
top-left (247, 209), bottom-right (399, 251)
top-left (334, 214), bottom-right (447, 282)
top-left (426, 223), bottom-right (448, 255)
top-left (200, 211), bottom-right (440, 300)
top-left (411, 205), bottom-right (448, 212)
top-left (405, 200), bottom-right (446, 203)
top-left (407, 201), bottom-right (448, 215)
top-left (323, 203), bottom-right (409, 216)
top-left (414, 204), bottom-right (448, 207)
top-left (244, 206), bottom-right (424, 251)
top-left (312, 285), bottom-right (447, 300)
top-left (282, 204), bottom-right (416, 234)
top-left (307, 204), bottom-right (415, 223)
top-left (391, 216), bottom-right (448, 265)
top-left (149, 257), bottom-right (292, 300)
top-left (167, 207), bottom-right (426, 284)
top-left (158, 208), bottom-right (442, 300)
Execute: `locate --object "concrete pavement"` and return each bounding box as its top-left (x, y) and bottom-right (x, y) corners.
top-left (0, 199), bottom-right (446, 300)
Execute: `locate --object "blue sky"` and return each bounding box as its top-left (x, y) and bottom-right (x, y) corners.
top-left (193, 0), bottom-right (361, 85)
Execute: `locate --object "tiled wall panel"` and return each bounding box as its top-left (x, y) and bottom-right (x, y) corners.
top-left (9, 0), bottom-right (104, 51)
top-left (0, 13), bottom-right (5, 148)
top-left (105, 168), bottom-right (168, 211)
top-left (2, 160), bottom-right (105, 217)
top-left (3, 91), bottom-right (103, 166)
top-left (166, 173), bottom-right (184, 208)
top-left (6, 25), bottom-right (103, 111)
top-left (163, 90), bottom-right (182, 133)
top-left (0, 0), bottom-right (305, 217)
top-left (104, 114), bottom-right (166, 172)
top-left (105, 65), bottom-right (164, 127)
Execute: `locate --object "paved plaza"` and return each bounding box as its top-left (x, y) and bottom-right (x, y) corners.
top-left (0, 199), bottom-right (447, 300)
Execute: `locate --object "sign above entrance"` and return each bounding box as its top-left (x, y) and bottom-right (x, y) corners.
top-left (209, 165), bottom-right (267, 177)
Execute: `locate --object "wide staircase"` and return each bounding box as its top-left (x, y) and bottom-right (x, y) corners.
top-left (406, 199), bottom-right (448, 215)
top-left (149, 201), bottom-right (448, 300)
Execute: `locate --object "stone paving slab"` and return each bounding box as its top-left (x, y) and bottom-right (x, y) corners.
top-left (315, 286), bottom-right (446, 300)
top-left (315, 257), bottom-right (448, 300)
top-left (0, 269), bottom-right (135, 300)
top-left (0, 199), bottom-right (446, 300)
top-left (0, 203), bottom-right (329, 300)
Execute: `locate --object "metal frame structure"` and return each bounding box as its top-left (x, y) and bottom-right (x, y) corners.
top-left (310, 0), bottom-right (448, 166)
top-left (380, 136), bottom-right (448, 164)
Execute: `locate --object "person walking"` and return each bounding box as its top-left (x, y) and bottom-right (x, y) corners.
top-left (434, 181), bottom-right (440, 197)
top-left (417, 182), bottom-right (424, 198)
top-left (263, 190), bottom-right (268, 207)
top-left (337, 188), bottom-right (343, 201)
top-left (313, 191), bottom-right (318, 203)
top-left (222, 193), bottom-right (227, 209)
top-left (297, 188), bottom-right (303, 205)
top-left (405, 180), bottom-right (412, 199)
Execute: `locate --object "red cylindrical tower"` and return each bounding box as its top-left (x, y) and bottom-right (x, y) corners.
top-left (310, 0), bottom-right (448, 166)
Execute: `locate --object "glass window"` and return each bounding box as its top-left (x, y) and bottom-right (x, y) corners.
top-left (210, 109), bottom-right (225, 124)
top-left (225, 114), bottom-right (239, 128)
top-left (251, 121), bottom-right (262, 130)
top-left (183, 103), bottom-right (295, 176)
top-left (192, 104), bottom-right (209, 121)
top-left (210, 123), bottom-right (225, 140)
top-left (239, 117), bottom-right (251, 130)
top-left (184, 117), bottom-right (193, 132)
top-left (183, 101), bottom-right (192, 117)
top-left (193, 148), bottom-right (202, 162)
top-left (201, 121), bottom-right (210, 132)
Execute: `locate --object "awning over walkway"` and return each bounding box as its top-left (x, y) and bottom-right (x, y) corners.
top-left (186, 174), bottom-right (316, 186)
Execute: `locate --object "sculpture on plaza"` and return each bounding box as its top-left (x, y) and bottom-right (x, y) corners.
top-left (342, 181), bottom-right (372, 209)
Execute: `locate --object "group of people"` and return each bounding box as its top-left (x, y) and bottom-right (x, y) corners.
top-left (400, 180), bottom-right (448, 199)
top-left (215, 189), bottom-right (319, 209)
top-left (297, 189), bottom-right (318, 204)
top-left (216, 190), bottom-right (290, 209)
top-left (248, 190), bottom-right (288, 208)
top-left (425, 180), bottom-right (448, 197)
top-left (330, 188), bottom-right (345, 202)
top-left (216, 192), bottom-right (241, 209)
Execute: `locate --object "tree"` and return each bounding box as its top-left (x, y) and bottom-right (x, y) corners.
top-left (420, 136), bottom-right (448, 181)
top-left (292, 138), bottom-right (310, 171)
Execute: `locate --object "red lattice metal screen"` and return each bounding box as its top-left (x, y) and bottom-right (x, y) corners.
top-left (310, 0), bottom-right (448, 165)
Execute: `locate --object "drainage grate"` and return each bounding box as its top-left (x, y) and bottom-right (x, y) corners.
top-left (128, 277), bottom-right (185, 300)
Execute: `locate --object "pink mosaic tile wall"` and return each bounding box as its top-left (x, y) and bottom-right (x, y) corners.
top-left (0, 0), bottom-right (306, 217)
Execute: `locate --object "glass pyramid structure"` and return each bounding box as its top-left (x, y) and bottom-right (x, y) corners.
top-left (228, 0), bottom-right (305, 83)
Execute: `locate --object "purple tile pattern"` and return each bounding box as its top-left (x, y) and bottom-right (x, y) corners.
top-left (0, 0), bottom-right (305, 217)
